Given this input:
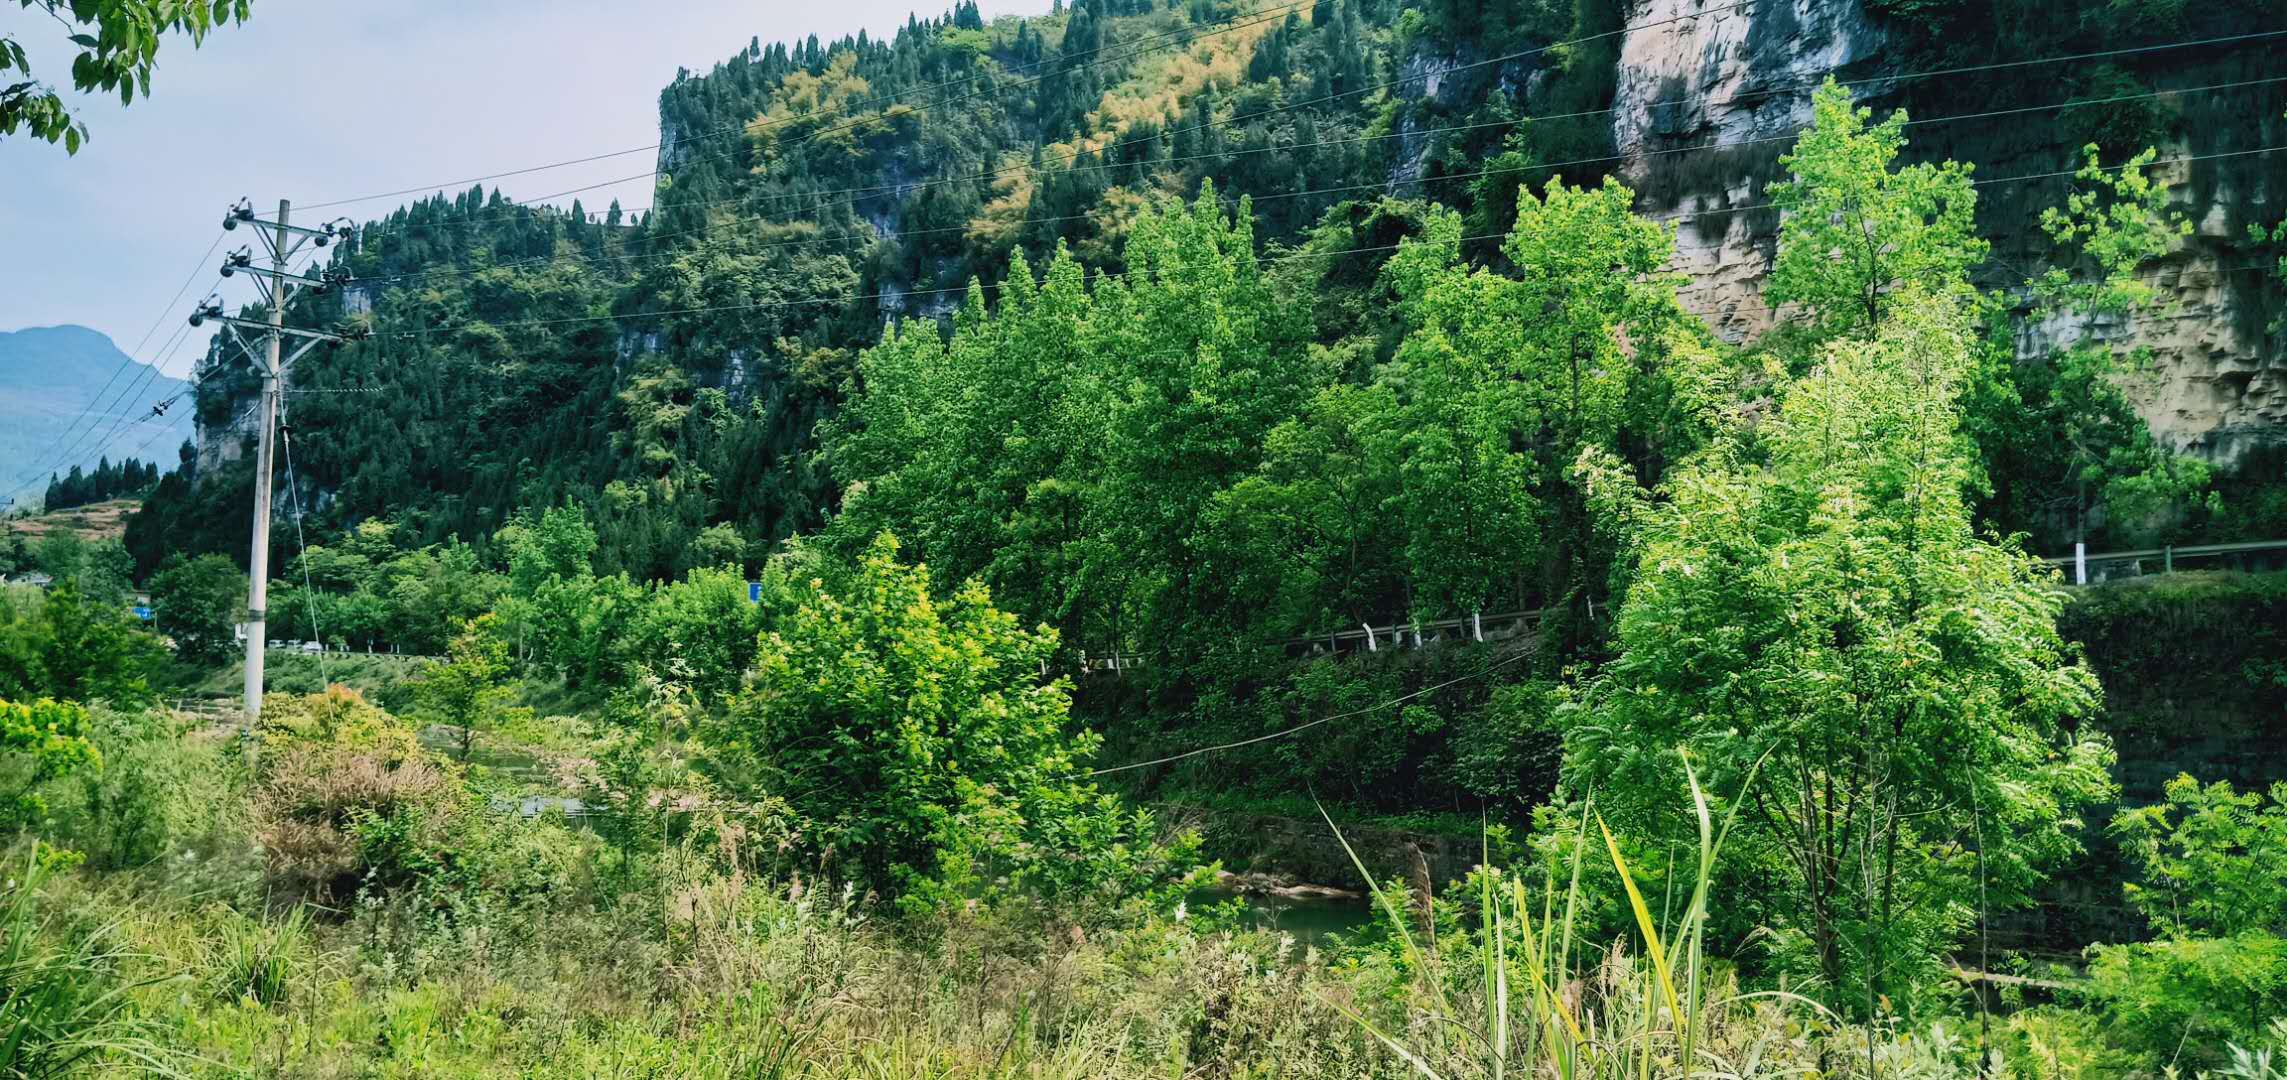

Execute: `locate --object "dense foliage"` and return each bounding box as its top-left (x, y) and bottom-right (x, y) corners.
top-left (32, 1), bottom-right (2287, 1070)
top-left (38, 456), bottom-right (157, 513)
top-left (145, 552), bottom-right (242, 663)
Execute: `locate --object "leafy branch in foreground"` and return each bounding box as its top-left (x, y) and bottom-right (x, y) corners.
top-left (1, 0), bottom-right (251, 153)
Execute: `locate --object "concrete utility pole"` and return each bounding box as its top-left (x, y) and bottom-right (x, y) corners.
top-left (243, 200), bottom-right (287, 726)
top-left (192, 198), bottom-right (360, 732)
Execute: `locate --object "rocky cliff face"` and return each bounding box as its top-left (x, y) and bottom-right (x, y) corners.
top-left (1609, 0), bottom-right (2285, 461)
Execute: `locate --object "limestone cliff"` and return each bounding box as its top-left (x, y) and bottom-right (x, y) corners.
top-left (1609, 0), bottom-right (2285, 460)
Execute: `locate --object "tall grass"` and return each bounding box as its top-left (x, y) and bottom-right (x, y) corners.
top-left (1323, 755), bottom-right (1837, 1079)
top-left (0, 852), bottom-right (181, 1077)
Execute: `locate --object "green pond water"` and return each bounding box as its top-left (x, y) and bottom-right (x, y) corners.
top-left (1189, 884), bottom-right (1375, 947)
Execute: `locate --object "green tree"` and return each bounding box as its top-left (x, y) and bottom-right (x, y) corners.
top-left (2089, 775), bottom-right (2287, 1064)
top-left (415, 614), bottom-right (515, 764)
top-left (1379, 183), bottom-right (1719, 621)
top-left (32, 533), bottom-right (131, 605)
top-left (1764, 79), bottom-right (1985, 342)
top-left (495, 503), bottom-right (639, 686)
top-left (1561, 294), bottom-right (2114, 1020)
top-left (712, 534), bottom-right (1195, 916)
top-left (147, 553), bottom-right (243, 664)
top-left (2115, 774), bottom-right (2287, 939)
top-left (2, 0), bottom-right (251, 152)
top-left (624, 565), bottom-right (765, 707)
top-left (0, 584), bottom-right (160, 707)
top-left (1993, 146), bottom-right (2210, 546)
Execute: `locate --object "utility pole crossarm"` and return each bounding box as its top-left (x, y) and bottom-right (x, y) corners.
top-left (205, 314), bottom-right (354, 344)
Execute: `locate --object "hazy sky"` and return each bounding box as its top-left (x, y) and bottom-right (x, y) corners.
top-left (0, 0), bottom-right (1052, 379)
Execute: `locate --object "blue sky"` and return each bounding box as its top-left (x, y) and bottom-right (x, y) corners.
top-left (0, 0), bottom-right (1052, 378)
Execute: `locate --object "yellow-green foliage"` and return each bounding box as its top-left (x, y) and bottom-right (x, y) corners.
top-left (744, 52), bottom-right (919, 170)
top-left (252, 687), bottom-right (464, 902)
top-left (1073, 25), bottom-right (1268, 147)
top-left (0, 697), bottom-right (100, 826)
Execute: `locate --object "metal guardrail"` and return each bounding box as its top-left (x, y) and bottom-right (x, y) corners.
top-left (1078, 608), bottom-right (1544, 672)
top-left (263, 643), bottom-right (444, 661)
top-left (2042, 538), bottom-right (2287, 584)
top-left (1080, 538), bottom-right (2287, 671)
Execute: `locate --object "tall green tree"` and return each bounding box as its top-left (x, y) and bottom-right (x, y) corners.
top-left (1764, 79), bottom-right (1985, 343)
top-left (1379, 182), bottom-right (1719, 621)
top-left (1561, 293), bottom-right (2115, 1020)
top-left (147, 552), bottom-right (243, 664)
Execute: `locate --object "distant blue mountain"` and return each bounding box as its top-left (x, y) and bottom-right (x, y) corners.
top-left (0, 325), bottom-right (194, 504)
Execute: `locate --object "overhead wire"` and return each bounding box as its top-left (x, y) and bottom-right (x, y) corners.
top-left (363, 142), bottom-right (2287, 341)
top-left (1086, 648), bottom-right (1536, 776)
top-left (292, 0), bottom-right (1326, 213)
top-left (9, 320), bottom-right (198, 497)
top-left (45, 319), bottom-right (207, 491)
top-left (351, 64), bottom-right (2287, 290)
top-left (279, 398), bottom-right (332, 682)
top-left (6, 234), bottom-right (222, 493)
top-left (45, 241), bottom-right (345, 488)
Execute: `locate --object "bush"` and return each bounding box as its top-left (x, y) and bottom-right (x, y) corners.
top-left (0, 584), bottom-right (163, 708)
top-left (0, 696), bottom-right (101, 832)
top-left (252, 687), bottom-right (467, 903)
top-left (711, 535), bottom-right (1200, 919)
top-left (2086, 932), bottom-right (2287, 1066)
top-left (2114, 773), bottom-right (2287, 938)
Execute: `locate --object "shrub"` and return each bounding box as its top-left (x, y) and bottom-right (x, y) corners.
top-left (712, 535), bottom-right (1200, 918)
top-left (2086, 932), bottom-right (2287, 1067)
top-left (0, 584), bottom-right (163, 709)
top-left (252, 687), bottom-right (467, 903)
top-left (2114, 774), bottom-right (2287, 938)
top-left (0, 696), bottom-right (101, 832)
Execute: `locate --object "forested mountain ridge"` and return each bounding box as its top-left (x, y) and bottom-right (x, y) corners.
top-left (129, 0), bottom-right (2287, 592)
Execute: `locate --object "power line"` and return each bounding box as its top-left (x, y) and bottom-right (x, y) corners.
top-left (348, 0), bottom-right (1761, 244)
top-left (6, 235), bottom-right (222, 493)
top-left (279, 401), bottom-right (332, 684)
top-left (354, 67), bottom-right (2287, 290)
top-left (9, 320), bottom-right (198, 497)
top-left (363, 142), bottom-right (2287, 341)
top-left (55, 234), bottom-right (222, 454)
top-left (44, 323), bottom-right (202, 486)
top-left (292, 0), bottom-right (1324, 213)
top-left (1088, 648), bottom-right (1536, 776)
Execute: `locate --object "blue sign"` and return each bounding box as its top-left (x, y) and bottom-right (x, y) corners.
top-left (748, 581), bottom-right (763, 604)
top-left (131, 606), bottom-right (154, 621)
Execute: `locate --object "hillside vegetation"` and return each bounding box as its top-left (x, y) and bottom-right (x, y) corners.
top-left (6, 0), bottom-right (2284, 1074)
